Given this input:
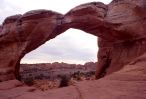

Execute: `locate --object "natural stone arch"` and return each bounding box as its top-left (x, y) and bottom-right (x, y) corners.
top-left (0, 2), bottom-right (107, 81)
top-left (1, 0), bottom-right (146, 82)
top-left (1, 0), bottom-right (146, 98)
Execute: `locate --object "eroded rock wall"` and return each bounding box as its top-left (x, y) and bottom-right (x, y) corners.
top-left (96, 0), bottom-right (146, 78)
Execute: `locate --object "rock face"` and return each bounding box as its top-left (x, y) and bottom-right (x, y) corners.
top-left (0, 10), bottom-right (64, 81)
top-left (62, 0), bottom-right (146, 78)
top-left (96, 0), bottom-right (146, 78)
top-left (1, 0), bottom-right (146, 98)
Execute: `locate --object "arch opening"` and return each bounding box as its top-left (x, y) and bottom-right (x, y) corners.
top-left (20, 29), bottom-right (98, 87)
top-left (21, 29), bottom-right (98, 64)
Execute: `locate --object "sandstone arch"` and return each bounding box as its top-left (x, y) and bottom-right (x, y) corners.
top-left (0, 2), bottom-right (108, 81)
top-left (1, 0), bottom-right (146, 98)
top-left (0, 0), bottom-right (146, 82)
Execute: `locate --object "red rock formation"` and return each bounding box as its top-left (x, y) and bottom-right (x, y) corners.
top-left (97, 0), bottom-right (146, 78)
top-left (63, 0), bottom-right (146, 78)
top-left (1, 0), bottom-right (146, 98)
top-left (0, 0), bottom-right (146, 81)
top-left (0, 10), bottom-right (64, 81)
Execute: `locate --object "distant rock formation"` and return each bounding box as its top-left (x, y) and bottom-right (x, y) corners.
top-left (20, 62), bottom-right (96, 82)
top-left (1, 0), bottom-right (146, 98)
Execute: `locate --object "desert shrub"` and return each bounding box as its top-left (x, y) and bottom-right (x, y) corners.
top-left (33, 79), bottom-right (60, 91)
top-left (34, 76), bottom-right (42, 80)
top-left (24, 77), bottom-right (34, 86)
top-left (59, 75), bottom-right (70, 87)
top-left (88, 71), bottom-right (95, 75)
top-left (28, 74), bottom-right (32, 76)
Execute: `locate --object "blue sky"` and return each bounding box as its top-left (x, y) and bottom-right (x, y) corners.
top-left (0, 0), bottom-right (112, 64)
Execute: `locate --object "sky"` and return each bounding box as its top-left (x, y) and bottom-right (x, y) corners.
top-left (0, 0), bottom-right (112, 64)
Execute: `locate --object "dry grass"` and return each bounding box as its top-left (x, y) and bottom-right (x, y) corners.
top-left (30, 75), bottom-right (96, 91)
top-left (33, 79), bottom-right (60, 91)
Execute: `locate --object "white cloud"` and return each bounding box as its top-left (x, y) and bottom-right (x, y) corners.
top-left (4, 0), bottom-right (112, 14)
top-left (0, 1), bottom-right (23, 24)
top-left (0, 0), bottom-right (112, 23)
top-left (21, 29), bottom-right (98, 64)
